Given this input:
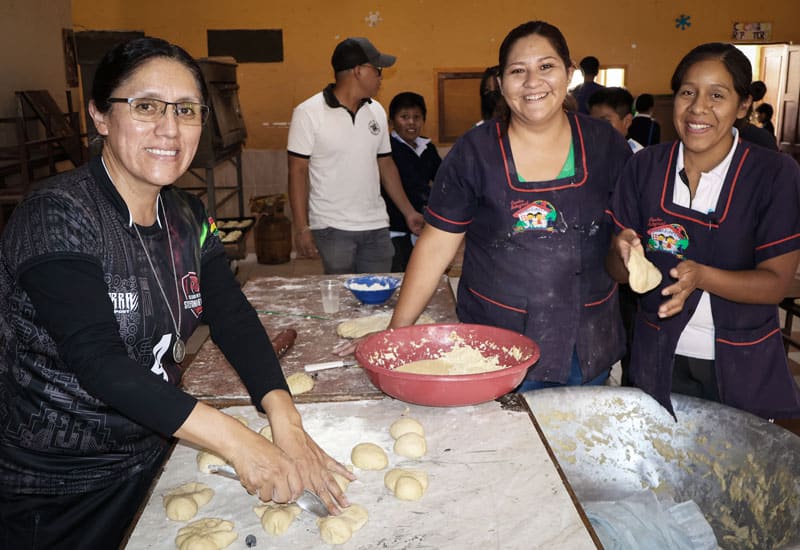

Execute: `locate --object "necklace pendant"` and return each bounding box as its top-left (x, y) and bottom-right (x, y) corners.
top-left (173, 338), bottom-right (186, 363)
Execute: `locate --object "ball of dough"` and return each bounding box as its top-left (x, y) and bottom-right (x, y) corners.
top-left (389, 417), bottom-right (425, 439)
top-left (384, 468), bottom-right (429, 493)
top-left (286, 372), bottom-right (314, 395)
top-left (164, 482), bottom-right (214, 521)
top-left (394, 432), bottom-right (427, 459)
top-left (394, 476), bottom-right (424, 501)
top-left (317, 503), bottom-right (369, 544)
top-left (197, 450), bottom-right (227, 474)
top-left (627, 246), bottom-right (662, 293)
top-left (351, 443), bottom-right (388, 470)
top-left (253, 503), bottom-right (301, 535)
top-left (258, 425), bottom-right (273, 441)
top-left (175, 518), bottom-right (237, 550)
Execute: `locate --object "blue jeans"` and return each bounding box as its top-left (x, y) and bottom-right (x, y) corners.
top-left (516, 348), bottom-right (609, 392)
top-left (312, 227), bottom-right (394, 274)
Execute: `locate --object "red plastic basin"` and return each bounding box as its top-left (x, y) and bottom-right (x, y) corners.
top-left (355, 323), bottom-right (540, 407)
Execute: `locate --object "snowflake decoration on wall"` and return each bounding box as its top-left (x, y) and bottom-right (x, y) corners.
top-left (675, 14), bottom-right (691, 30)
top-left (365, 11), bottom-right (383, 27)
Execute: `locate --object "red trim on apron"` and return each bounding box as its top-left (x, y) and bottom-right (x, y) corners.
top-left (716, 327), bottom-right (781, 346)
top-left (496, 113), bottom-right (589, 193)
top-left (425, 206), bottom-right (472, 226)
top-left (584, 282), bottom-right (618, 307)
top-left (467, 287), bottom-right (527, 313)
top-left (658, 141), bottom-right (750, 228)
top-left (755, 233), bottom-right (800, 251)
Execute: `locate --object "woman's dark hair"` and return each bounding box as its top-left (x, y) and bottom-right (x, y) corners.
top-left (389, 92), bottom-right (427, 120)
top-left (498, 21), bottom-right (571, 76)
top-left (479, 65), bottom-right (504, 120)
top-left (670, 43), bottom-right (751, 101)
top-left (755, 102), bottom-right (773, 120)
top-left (92, 37), bottom-right (208, 112)
top-left (749, 80), bottom-right (767, 102)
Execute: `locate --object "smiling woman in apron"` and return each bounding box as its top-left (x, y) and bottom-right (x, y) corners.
top-left (607, 43), bottom-right (800, 419)
top-left (387, 21), bottom-right (632, 390)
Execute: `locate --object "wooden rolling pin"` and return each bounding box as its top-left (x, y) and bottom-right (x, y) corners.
top-left (272, 328), bottom-right (297, 358)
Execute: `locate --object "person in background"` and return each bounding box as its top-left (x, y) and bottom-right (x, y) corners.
top-left (478, 65), bottom-right (506, 124)
top-left (628, 93), bottom-right (661, 146)
top-left (0, 37), bottom-right (353, 549)
top-left (382, 92), bottom-right (442, 272)
top-left (588, 86), bottom-right (643, 152)
top-left (287, 37), bottom-right (424, 274)
top-left (570, 55), bottom-right (604, 114)
top-left (756, 102), bottom-right (775, 135)
top-left (376, 21), bottom-right (632, 391)
top-left (736, 80), bottom-right (778, 150)
top-left (607, 43), bottom-right (800, 419)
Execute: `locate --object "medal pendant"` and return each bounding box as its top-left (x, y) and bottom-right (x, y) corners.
top-left (173, 338), bottom-right (186, 363)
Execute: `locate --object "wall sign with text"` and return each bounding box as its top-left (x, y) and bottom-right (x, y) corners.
top-left (732, 22), bottom-right (772, 42)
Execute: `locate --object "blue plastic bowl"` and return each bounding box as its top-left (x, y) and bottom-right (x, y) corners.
top-left (344, 276), bottom-right (401, 305)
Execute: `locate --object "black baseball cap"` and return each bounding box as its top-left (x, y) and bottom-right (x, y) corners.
top-left (331, 37), bottom-right (396, 73)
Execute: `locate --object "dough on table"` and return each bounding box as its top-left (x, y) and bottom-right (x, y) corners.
top-left (351, 442), bottom-right (388, 470)
top-left (336, 313), bottom-right (436, 338)
top-left (627, 246), bottom-right (662, 293)
top-left (384, 468), bottom-right (429, 501)
top-left (389, 417), bottom-right (425, 439)
top-left (394, 432), bottom-right (427, 459)
top-left (175, 518), bottom-right (237, 550)
top-left (253, 502), bottom-right (302, 535)
top-left (197, 450), bottom-right (227, 474)
top-left (258, 425), bottom-right (273, 441)
top-left (163, 482), bottom-right (215, 521)
top-left (286, 372), bottom-right (314, 395)
top-left (317, 503), bottom-right (369, 545)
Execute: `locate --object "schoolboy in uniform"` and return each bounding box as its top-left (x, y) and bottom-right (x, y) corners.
top-left (588, 87), bottom-right (643, 153)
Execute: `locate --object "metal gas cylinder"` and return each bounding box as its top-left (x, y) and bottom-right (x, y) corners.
top-left (251, 194), bottom-right (292, 265)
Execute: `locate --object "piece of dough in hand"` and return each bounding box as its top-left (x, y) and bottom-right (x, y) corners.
top-left (351, 442), bottom-right (388, 470)
top-left (253, 503), bottom-right (302, 535)
top-left (318, 503), bottom-right (369, 544)
top-left (627, 246), bottom-right (662, 293)
top-left (286, 372), bottom-right (314, 395)
top-left (163, 482), bottom-right (214, 521)
top-left (175, 518), bottom-right (237, 550)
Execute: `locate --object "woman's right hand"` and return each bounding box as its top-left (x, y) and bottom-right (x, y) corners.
top-left (614, 228), bottom-right (642, 268)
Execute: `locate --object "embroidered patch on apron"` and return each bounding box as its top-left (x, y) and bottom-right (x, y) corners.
top-left (646, 223), bottom-right (688, 257)
top-left (512, 200), bottom-right (558, 232)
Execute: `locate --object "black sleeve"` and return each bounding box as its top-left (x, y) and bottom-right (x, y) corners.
top-left (200, 252), bottom-right (290, 410)
top-left (19, 258), bottom-right (198, 436)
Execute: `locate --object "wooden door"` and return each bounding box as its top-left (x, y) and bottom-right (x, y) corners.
top-left (762, 45), bottom-right (800, 162)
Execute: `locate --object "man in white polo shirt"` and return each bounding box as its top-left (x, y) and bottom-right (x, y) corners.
top-left (287, 37), bottom-right (424, 274)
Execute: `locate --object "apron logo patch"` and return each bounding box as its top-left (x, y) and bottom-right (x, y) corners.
top-left (368, 120), bottom-right (380, 135)
top-left (512, 200), bottom-right (557, 232)
top-left (181, 272), bottom-right (203, 318)
top-left (646, 223), bottom-right (689, 257)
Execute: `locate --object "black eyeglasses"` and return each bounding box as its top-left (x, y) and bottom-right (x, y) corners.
top-left (107, 97), bottom-right (210, 126)
top-left (360, 64), bottom-right (383, 76)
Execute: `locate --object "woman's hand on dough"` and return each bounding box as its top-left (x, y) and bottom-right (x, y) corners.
top-left (228, 430), bottom-right (303, 504)
top-left (658, 260), bottom-right (706, 318)
top-left (615, 228), bottom-right (642, 268)
top-left (332, 337), bottom-right (363, 357)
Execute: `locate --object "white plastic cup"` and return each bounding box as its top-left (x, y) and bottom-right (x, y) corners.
top-left (320, 280), bottom-right (341, 313)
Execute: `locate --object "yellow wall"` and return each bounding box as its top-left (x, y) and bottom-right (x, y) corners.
top-left (71, 0), bottom-right (800, 149)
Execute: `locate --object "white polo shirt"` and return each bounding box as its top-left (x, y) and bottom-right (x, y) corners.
top-left (287, 86), bottom-right (391, 231)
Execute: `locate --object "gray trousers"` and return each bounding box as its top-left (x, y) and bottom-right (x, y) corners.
top-left (312, 227), bottom-right (393, 274)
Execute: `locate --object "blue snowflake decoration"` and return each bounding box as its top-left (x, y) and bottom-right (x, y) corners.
top-left (675, 14), bottom-right (691, 30)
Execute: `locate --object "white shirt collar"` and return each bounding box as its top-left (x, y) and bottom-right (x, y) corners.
top-left (391, 130), bottom-right (431, 157)
top-left (101, 156), bottom-right (163, 228)
top-left (674, 127), bottom-right (739, 213)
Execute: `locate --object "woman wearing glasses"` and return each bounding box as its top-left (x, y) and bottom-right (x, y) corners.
top-left (0, 37), bottom-right (352, 548)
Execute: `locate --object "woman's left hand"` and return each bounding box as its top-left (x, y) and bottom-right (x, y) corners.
top-left (658, 260), bottom-right (705, 318)
top-left (265, 391), bottom-right (356, 514)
